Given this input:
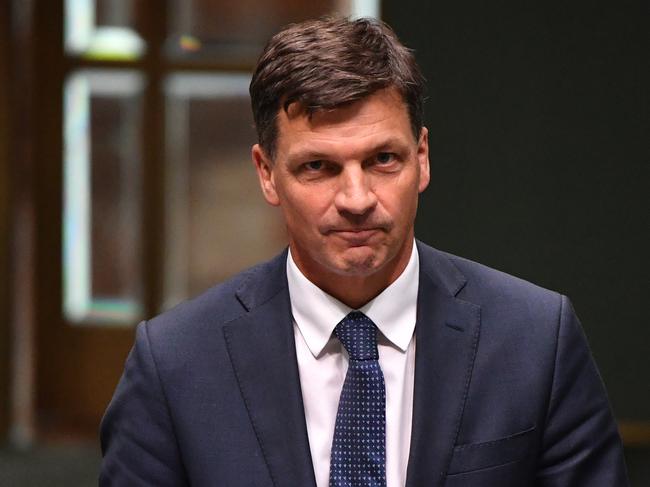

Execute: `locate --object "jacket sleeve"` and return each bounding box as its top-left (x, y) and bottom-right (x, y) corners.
top-left (536, 295), bottom-right (629, 486)
top-left (100, 321), bottom-right (189, 486)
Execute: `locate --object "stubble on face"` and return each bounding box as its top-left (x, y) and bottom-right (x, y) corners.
top-left (315, 208), bottom-right (397, 275)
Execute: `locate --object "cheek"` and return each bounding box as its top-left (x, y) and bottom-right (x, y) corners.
top-left (378, 178), bottom-right (419, 218)
top-left (280, 187), bottom-right (331, 225)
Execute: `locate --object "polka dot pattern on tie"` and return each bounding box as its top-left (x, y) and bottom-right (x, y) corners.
top-left (330, 311), bottom-right (386, 487)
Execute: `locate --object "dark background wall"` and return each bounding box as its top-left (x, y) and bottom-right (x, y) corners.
top-left (384, 0), bottom-right (648, 422)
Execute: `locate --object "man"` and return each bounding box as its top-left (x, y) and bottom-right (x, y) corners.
top-left (100, 17), bottom-right (628, 486)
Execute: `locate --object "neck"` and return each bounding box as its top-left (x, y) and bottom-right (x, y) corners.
top-left (291, 239), bottom-right (414, 309)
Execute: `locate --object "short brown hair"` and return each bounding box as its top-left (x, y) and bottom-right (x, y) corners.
top-left (249, 17), bottom-right (426, 158)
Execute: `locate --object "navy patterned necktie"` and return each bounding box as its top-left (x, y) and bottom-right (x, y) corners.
top-left (330, 311), bottom-right (386, 487)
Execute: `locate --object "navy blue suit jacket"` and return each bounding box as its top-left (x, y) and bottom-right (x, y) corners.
top-left (100, 241), bottom-right (628, 486)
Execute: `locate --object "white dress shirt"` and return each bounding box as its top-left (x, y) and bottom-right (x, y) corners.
top-left (287, 243), bottom-right (418, 487)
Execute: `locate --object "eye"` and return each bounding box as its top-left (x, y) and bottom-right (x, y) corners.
top-left (375, 152), bottom-right (395, 164)
top-left (305, 160), bottom-right (324, 171)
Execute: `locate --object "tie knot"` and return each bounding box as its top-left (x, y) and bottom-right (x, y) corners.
top-left (334, 311), bottom-right (379, 361)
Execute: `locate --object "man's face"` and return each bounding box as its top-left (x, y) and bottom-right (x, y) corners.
top-left (253, 88), bottom-right (429, 286)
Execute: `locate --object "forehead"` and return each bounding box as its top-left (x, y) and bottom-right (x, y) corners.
top-left (274, 88), bottom-right (414, 160)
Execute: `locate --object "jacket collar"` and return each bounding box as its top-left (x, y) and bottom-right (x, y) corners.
top-left (405, 242), bottom-right (481, 486)
top-left (225, 248), bottom-right (317, 487)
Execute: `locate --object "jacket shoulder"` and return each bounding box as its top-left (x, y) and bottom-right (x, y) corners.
top-left (418, 242), bottom-right (563, 331)
top-left (143, 249), bottom-right (288, 348)
top-left (427, 244), bottom-right (561, 307)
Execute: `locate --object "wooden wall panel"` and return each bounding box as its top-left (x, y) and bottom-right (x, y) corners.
top-left (0, 0), bottom-right (10, 442)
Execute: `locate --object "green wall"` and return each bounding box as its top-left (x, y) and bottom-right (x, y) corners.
top-left (384, 0), bottom-right (649, 420)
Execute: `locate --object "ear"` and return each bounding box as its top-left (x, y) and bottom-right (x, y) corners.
top-left (416, 127), bottom-right (430, 193)
top-left (252, 144), bottom-right (280, 206)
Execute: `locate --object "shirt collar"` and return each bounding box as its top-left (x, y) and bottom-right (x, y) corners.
top-left (287, 242), bottom-right (419, 358)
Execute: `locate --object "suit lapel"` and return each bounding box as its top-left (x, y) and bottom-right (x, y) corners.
top-left (405, 243), bottom-right (481, 487)
top-left (222, 244), bottom-right (480, 487)
top-left (223, 252), bottom-right (317, 487)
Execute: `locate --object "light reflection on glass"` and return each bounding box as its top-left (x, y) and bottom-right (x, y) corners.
top-left (65, 0), bottom-right (145, 60)
top-left (349, 0), bottom-right (381, 18)
top-left (63, 69), bottom-right (144, 325)
top-left (63, 74), bottom-right (92, 322)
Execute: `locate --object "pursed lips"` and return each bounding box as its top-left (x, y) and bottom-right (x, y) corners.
top-left (327, 228), bottom-right (385, 245)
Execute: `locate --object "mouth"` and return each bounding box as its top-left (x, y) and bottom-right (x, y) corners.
top-left (328, 228), bottom-right (383, 245)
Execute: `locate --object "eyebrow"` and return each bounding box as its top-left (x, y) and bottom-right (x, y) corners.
top-left (286, 137), bottom-right (411, 163)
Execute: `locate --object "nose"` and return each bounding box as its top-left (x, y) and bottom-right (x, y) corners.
top-left (334, 166), bottom-right (378, 216)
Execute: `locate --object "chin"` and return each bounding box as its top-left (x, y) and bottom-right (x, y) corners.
top-left (331, 249), bottom-right (384, 276)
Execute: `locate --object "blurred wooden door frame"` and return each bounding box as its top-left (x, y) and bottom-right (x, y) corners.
top-left (0, 0), bottom-right (11, 442)
top-left (2, 0), bottom-right (40, 446)
top-left (30, 0), bottom-right (158, 439)
top-left (0, 0), bottom-right (152, 442)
